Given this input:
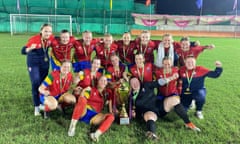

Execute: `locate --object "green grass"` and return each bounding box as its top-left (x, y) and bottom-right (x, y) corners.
top-left (0, 33), bottom-right (240, 144)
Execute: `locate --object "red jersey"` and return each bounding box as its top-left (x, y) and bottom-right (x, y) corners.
top-left (116, 40), bottom-right (136, 64)
top-left (106, 64), bottom-right (125, 82)
top-left (135, 40), bottom-right (157, 63)
top-left (73, 39), bottom-right (99, 62)
top-left (77, 69), bottom-right (102, 88)
top-left (130, 63), bottom-right (153, 82)
top-left (84, 88), bottom-right (105, 113)
top-left (155, 67), bottom-right (179, 96)
top-left (50, 36), bottom-right (76, 61)
top-left (95, 42), bottom-right (118, 67)
top-left (42, 70), bottom-right (73, 97)
top-left (26, 34), bottom-right (54, 49)
top-left (175, 46), bottom-right (205, 66)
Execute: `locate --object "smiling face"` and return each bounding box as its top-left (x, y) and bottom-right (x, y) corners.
top-left (110, 55), bottom-right (119, 67)
top-left (104, 34), bottom-right (113, 48)
top-left (83, 31), bottom-right (92, 46)
top-left (140, 31), bottom-right (150, 45)
top-left (162, 34), bottom-right (173, 48)
top-left (185, 57), bottom-right (196, 70)
top-left (91, 58), bottom-right (101, 72)
top-left (122, 33), bottom-right (131, 46)
top-left (60, 61), bottom-right (71, 75)
top-left (41, 25), bottom-right (52, 40)
top-left (162, 58), bottom-right (172, 70)
top-left (97, 76), bottom-right (108, 89)
top-left (130, 77), bottom-right (140, 91)
top-left (135, 54), bottom-right (145, 67)
top-left (60, 32), bottom-right (70, 45)
top-left (181, 40), bottom-right (190, 51)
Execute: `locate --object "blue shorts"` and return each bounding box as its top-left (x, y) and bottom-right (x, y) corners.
top-left (72, 61), bottom-right (91, 73)
top-left (79, 109), bottom-right (98, 124)
top-left (39, 94), bottom-right (61, 104)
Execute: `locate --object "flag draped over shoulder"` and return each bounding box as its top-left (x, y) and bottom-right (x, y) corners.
top-left (196, 0), bottom-right (203, 9)
top-left (233, 0), bottom-right (237, 10)
top-left (146, 0), bottom-right (151, 6)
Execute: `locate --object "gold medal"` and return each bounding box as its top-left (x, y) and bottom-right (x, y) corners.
top-left (184, 87), bottom-right (191, 95)
top-left (44, 57), bottom-right (48, 62)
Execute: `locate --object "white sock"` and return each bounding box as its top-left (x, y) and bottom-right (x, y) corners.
top-left (94, 130), bottom-right (102, 138)
top-left (39, 104), bottom-right (45, 111)
top-left (34, 106), bottom-right (39, 112)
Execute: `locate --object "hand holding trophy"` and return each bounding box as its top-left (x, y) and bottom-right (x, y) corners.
top-left (117, 82), bottom-right (130, 125)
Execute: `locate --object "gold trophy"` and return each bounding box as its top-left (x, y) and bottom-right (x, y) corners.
top-left (117, 82), bottom-right (130, 125)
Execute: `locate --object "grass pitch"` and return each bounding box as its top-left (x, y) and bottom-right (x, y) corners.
top-left (0, 33), bottom-right (240, 144)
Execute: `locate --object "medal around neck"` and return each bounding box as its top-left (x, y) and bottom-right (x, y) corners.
top-left (184, 87), bottom-right (191, 95)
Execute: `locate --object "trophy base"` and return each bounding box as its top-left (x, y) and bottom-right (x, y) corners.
top-left (119, 117), bottom-right (130, 125)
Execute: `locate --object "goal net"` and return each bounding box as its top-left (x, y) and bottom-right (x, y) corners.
top-left (10, 14), bottom-right (72, 35)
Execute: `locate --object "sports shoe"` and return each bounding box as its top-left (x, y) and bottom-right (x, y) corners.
top-left (185, 122), bottom-right (201, 132)
top-left (90, 132), bottom-right (99, 142)
top-left (34, 106), bottom-right (41, 116)
top-left (145, 131), bottom-right (159, 140)
top-left (189, 100), bottom-right (196, 110)
top-left (195, 111), bottom-right (204, 119)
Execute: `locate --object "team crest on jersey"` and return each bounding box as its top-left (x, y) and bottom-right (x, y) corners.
top-left (147, 67), bottom-right (151, 71)
top-left (56, 80), bottom-right (59, 84)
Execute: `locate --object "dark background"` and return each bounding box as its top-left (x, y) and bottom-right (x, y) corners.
top-left (135, 0), bottom-right (239, 15)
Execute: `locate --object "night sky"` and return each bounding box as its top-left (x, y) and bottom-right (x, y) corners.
top-left (136, 0), bottom-right (239, 15)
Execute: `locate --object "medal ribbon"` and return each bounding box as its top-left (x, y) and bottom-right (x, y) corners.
top-left (186, 70), bottom-right (195, 89)
top-left (41, 39), bottom-right (48, 61)
top-left (60, 73), bottom-right (67, 94)
top-left (83, 43), bottom-right (88, 58)
top-left (140, 44), bottom-right (147, 55)
top-left (137, 66), bottom-right (144, 82)
top-left (133, 90), bottom-right (139, 107)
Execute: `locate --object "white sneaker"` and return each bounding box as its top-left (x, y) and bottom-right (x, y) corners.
top-left (189, 100), bottom-right (196, 110)
top-left (34, 106), bottom-right (41, 116)
top-left (90, 133), bottom-right (99, 142)
top-left (195, 111), bottom-right (204, 119)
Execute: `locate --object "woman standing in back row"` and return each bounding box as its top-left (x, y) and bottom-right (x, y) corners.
top-left (21, 23), bottom-right (54, 116)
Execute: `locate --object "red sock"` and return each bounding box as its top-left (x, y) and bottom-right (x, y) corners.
top-left (45, 105), bottom-right (50, 112)
top-left (98, 114), bottom-right (114, 133)
top-left (72, 96), bottom-right (87, 120)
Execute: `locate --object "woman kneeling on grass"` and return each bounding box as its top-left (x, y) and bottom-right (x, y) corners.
top-left (68, 76), bottom-right (114, 142)
top-left (129, 75), bottom-right (200, 140)
top-left (38, 61), bottom-right (76, 118)
top-left (179, 56), bottom-right (223, 119)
